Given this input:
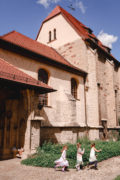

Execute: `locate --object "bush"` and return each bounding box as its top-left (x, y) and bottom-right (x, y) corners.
top-left (22, 140), bottom-right (120, 168)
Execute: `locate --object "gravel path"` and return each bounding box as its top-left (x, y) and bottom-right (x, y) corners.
top-left (0, 156), bottom-right (120, 180)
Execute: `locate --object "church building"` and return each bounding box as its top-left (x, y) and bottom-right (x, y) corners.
top-left (0, 6), bottom-right (120, 159)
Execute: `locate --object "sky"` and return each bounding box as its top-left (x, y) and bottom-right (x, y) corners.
top-left (0, 0), bottom-right (120, 61)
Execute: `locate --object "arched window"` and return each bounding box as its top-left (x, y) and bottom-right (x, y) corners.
top-left (49, 31), bottom-right (51, 42)
top-left (38, 69), bottom-right (49, 106)
top-left (54, 29), bottom-right (56, 40)
top-left (71, 78), bottom-right (77, 99)
top-left (38, 69), bottom-right (48, 84)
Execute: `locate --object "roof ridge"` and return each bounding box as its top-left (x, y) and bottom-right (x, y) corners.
top-left (59, 6), bottom-right (87, 28)
top-left (1, 30), bottom-right (16, 37)
top-left (1, 30), bottom-right (59, 51)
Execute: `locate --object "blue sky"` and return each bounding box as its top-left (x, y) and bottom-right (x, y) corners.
top-left (0, 0), bottom-right (120, 61)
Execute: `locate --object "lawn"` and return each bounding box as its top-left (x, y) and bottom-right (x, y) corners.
top-left (115, 176), bottom-right (120, 180)
top-left (22, 139), bottom-right (120, 168)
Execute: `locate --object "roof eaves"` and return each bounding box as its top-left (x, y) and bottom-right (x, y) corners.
top-left (85, 38), bottom-right (119, 64)
top-left (0, 30), bottom-right (16, 38)
top-left (0, 58), bottom-right (56, 92)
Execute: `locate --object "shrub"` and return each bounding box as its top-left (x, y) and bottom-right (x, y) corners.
top-left (22, 140), bottom-right (120, 168)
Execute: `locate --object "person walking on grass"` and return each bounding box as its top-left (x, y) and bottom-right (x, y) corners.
top-left (75, 143), bottom-right (85, 171)
top-left (54, 145), bottom-right (69, 172)
top-left (88, 143), bottom-right (102, 170)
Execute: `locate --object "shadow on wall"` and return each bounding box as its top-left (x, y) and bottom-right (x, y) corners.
top-left (36, 107), bottom-right (87, 145)
top-left (34, 106), bottom-right (59, 145)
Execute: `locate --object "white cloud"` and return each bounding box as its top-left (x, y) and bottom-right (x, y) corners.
top-left (36, 0), bottom-right (60, 8)
top-left (97, 30), bottom-right (118, 49)
top-left (75, 1), bottom-right (86, 14)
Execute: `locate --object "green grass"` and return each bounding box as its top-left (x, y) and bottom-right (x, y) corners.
top-left (115, 176), bottom-right (120, 180)
top-left (22, 139), bottom-right (120, 168)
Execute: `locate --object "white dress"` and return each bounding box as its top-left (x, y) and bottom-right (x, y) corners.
top-left (54, 150), bottom-right (69, 167)
top-left (89, 147), bottom-right (97, 162)
top-left (76, 148), bottom-right (84, 165)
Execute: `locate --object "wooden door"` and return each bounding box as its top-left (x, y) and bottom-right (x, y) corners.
top-left (3, 99), bottom-right (19, 158)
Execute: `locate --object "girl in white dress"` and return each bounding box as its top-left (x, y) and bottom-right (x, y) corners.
top-left (54, 145), bottom-right (69, 172)
top-left (75, 143), bottom-right (85, 171)
top-left (88, 143), bottom-right (102, 170)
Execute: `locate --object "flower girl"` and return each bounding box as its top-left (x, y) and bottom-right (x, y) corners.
top-left (75, 143), bottom-right (85, 171)
top-left (54, 145), bottom-right (69, 172)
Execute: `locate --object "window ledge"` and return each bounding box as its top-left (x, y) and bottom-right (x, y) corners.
top-left (47, 38), bottom-right (57, 44)
top-left (69, 98), bottom-right (80, 101)
top-left (44, 105), bottom-right (52, 108)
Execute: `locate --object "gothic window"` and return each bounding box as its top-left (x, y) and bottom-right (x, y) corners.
top-left (54, 29), bottom-right (56, 40)
top-left (49, 31), bottom-right (52, 42)
top-left (71, 78), bottom-right (77, 99)
top-left (38, 69), bottom-right (49, 106)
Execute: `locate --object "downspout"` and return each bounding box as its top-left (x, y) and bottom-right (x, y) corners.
top-left (84, 75), bottom-right (88, 133)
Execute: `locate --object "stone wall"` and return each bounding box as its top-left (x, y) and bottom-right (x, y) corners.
top-left (56, 41), bottom-right (100, 134)
top-left (40, 127), bottom-right (87, 144)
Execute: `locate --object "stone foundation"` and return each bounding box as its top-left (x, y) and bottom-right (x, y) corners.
top-left (40, 127), bottom-right (101, 144)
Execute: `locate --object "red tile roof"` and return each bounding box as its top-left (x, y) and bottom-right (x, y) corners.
top-left (0, 31), bottom-right (87, 75)
top-left (0, 57), bottom-right (54, 91)
top-left (38, 5), bottom-right (118, 62)
top-left (1, 31), bottom-right (74, 67)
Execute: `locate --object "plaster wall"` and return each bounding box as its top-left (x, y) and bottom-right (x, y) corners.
top-left (0, 48), bottom-right (86, 128)
top-left (37, 14), bottom-right (80, 48)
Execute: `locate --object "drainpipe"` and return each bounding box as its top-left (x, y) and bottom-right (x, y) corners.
top-left (84, 76), bottom-right (88, 133)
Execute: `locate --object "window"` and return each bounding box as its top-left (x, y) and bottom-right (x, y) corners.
top-left (38, 69), bottom-right (48, 84)
top-left (49, 31), bottom-right (51, 42)
top-left (71, 78), bottom-right (77, 99)
top-left (54, 29), bottom-right (56, 40)
top-left (38, 69), bottom-right (49, 106)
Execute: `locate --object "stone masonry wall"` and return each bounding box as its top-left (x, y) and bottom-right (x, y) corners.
top-left (57, 40), bottom-right (100, 130)
top-left (96, 54), bottom-right (107, 122)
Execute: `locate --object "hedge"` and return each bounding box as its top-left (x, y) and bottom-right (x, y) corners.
top-left (22, 140), bottom-right (120, 168)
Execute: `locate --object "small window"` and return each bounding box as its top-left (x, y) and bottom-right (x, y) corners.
top-left (49, 31), bottom-right (51, 42)
top-left (38, 69), bottom-right (49, 106)
top-left (54, 29), bottom-right (56, 40)
top-left (38, 69), bottom-right (48, 84)
top-left (71, 78), bottom-right (77, 99)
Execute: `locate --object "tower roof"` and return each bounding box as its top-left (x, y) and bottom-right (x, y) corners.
top-left (36, 6), bottom-right (118, 64)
